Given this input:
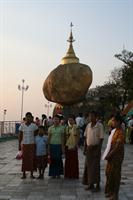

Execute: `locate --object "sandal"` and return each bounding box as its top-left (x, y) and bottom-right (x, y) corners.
top-left (21, 175), bottom-right (26, 179)
top-left (85, 184), bottom-right (94, 190)
top-left (105, 193), bottom-right (112, 198)
top-left (91, 187), bottom-right (100, 192)
top-left (36, 175), bottom-right (41, 179)
top-left (109, 194), bottom-right (118, 200)
top-left (30, 175), bottom-right (36, 179)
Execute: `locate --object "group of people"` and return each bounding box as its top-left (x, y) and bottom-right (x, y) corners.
top-left (18, 112), bottom-right (80, 180)
top-left (82, 111), bottom-right (125, 200)
top-left (18, 111), bottom-right (125, 200)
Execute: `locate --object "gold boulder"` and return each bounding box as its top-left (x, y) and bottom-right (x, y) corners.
top-left (43, 25), bottom-right (93, 105)
top-left (43, 63), bottom-right (92, 105)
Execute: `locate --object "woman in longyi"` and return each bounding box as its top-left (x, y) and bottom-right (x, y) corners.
top-left (65, 115), bottom-right (80, 179)
top-left (102, 114), bottom-right (125, 200)
top-left (18, 112), bottom-right (38, 179)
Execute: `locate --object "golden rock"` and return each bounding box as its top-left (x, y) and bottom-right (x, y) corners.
top-left (43, 63), bottom-right (92, 105)
top-left (43, 24), bottom-right (92, 105)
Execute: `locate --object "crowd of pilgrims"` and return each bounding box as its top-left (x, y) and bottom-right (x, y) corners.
top-left (18, 111), bottom-right (130, 200)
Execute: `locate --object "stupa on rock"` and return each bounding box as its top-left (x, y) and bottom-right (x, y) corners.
top-left (43, 23), bottom-right (93, 105)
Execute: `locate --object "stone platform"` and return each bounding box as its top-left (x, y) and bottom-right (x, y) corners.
top-left (0, 138), bottom-right (133, 200)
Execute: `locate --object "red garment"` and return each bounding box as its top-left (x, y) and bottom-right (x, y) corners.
top-left (21, 144), bottom-right (36, 172)
top-left (65, 147), bottom-right (79, 179)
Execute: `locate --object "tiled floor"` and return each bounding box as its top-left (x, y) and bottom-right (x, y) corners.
top-left (0, 137), bottom-right (133, 200)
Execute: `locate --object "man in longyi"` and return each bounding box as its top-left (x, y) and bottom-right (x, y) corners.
top-left (102, 114), bottom-right (125, 200)
top-left (82, 111), bottom-right (104, 192)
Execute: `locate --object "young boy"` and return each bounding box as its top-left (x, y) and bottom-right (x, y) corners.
top-left (35, 126), bottom-right (48, 179)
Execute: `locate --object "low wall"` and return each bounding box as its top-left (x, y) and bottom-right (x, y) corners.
top-left (0, 121), bottom-right (21, 137)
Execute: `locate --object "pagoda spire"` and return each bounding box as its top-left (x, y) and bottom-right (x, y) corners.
top-left (67, 22), bottom-right (75, 44)
top-left (61, 23), bottom-right (79, 64)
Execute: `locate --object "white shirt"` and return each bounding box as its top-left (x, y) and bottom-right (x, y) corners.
top-left (84, 122), bottom-right (104, 146)
top-left (102, 128), bottom-right (116, 160)
top-left (75, 116), bottom-right (84, 128)
top-left (35, 135), bottom-right (48, 156)
top-left (128, 119), bottom-right (133, 128)
top-left (19, 123), bottom-right (38, 144)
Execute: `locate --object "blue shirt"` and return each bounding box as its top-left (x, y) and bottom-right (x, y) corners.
top-left (35, 135), bottom-right (48, 156)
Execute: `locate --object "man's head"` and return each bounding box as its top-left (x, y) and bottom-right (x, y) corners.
top-left (89, 111), bottom-right (97, 123)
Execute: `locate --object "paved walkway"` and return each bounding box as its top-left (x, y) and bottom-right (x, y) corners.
top-left (0, 138), bottom-right (133, 200)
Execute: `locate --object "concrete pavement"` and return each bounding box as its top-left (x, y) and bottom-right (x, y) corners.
top-left (0, 138), bottom-right (133, 200)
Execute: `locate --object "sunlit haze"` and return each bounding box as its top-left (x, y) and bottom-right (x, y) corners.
top-left (0, 0), bottom-right (133, 121)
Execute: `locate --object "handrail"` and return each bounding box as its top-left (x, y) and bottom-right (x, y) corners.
top-left (0, 121), bottom-right (21, 137)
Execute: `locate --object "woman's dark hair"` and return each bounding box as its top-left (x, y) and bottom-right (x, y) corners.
top-left (90, 111), bottom-right (97, 117)
top-left (113, 114), bottom-right (123, 124)
top-left (38, 125), bottom-right (45, 131)
top-left (68, 114), bottom-right (75, 120)
top-left (25, 112), bottom-right (32, 117)
top-left (42, 114), bottom-right (47, 119)
top-left (54, 114), bottom-right (61, 120)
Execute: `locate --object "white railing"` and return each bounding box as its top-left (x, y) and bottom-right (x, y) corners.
top-left (0, 121), bottom-right (21, 137)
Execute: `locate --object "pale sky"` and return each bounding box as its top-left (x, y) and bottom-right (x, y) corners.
top-left (0, 0), bottom-right (133, 121)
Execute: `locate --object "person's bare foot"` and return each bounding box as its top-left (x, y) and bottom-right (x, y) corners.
top-left (85, 184), bottom-right (94, 190)
top-left (85, 186), bottom-right (91, 190)
top-left (105, 193), bottom-right (112, 198)
top-left (109, 194), bottom-right (118, 200)
top-left (30, 175), bottom-right (36, 179)
top-left (21, 175), bottom-right (26, 179)
top-left (36, 175), bottom-right (41, 179)
top-left (91, 187), bottom-right (100, 192)
top-left (40, 174), bottom-right (44, 179)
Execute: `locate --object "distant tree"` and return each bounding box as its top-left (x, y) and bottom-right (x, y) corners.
top-left (85, 83), bottom-right (121, 119)
top-left (109, 67), bottom-right (125, 110)
top-left (114, 49), bottom-right (133, 109)
top-left (109, 67), bottom-right (122, 85)
top-left (115, 49), bottom-right (133, 67)
top-left (85, 50), bottom-right (133, 115)
top-left (95, 83), bottom-right (121, 111)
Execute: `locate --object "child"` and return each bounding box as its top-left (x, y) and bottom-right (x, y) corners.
top-left (35, 126), bottom-right (48, 179)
